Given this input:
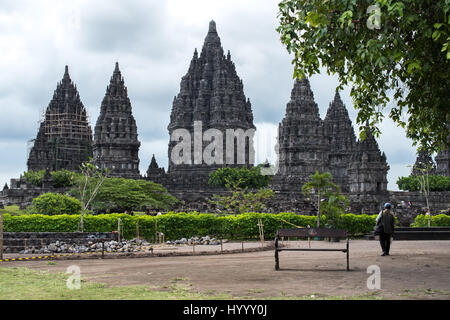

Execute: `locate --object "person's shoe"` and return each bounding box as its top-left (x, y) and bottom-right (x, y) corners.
top-left (381, 252), bottom-right (386, 256)
top-left (385, 253), bottom-right (390, 256)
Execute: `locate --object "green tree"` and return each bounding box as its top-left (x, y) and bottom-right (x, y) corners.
top-left (208, 166), bottom-right (272, 190)
top-left (27, 192), bottom-right (81, 215)
top-left (277, 0), bottom-right (450, 154)
top-left (396, 174), bottom-right (450, 191)
top-left (74, 178), bottom-right (179, 213)
top-left (209, 167), bottom-right (274, 214)
top-left (211, 188), bottom-right (275, 215)
top-left (321, 191), bottom-right (349, 229)
top-left (74, 160), bottom-right (108, 232)
top-left (50, 169), bottom-right (78, 188)
top-left (302, 171), bottom-right (340, 228)
top-left (23, 170), bottom-right (45, 187)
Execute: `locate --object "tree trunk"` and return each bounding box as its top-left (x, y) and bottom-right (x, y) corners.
top-left (317, 191), bottom-right (321, 228)
top-left (80, 208), bottom-right (85, 233)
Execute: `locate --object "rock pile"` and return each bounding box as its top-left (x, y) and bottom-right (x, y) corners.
top-left (165, 236), bottom-right (225, 246)
top-left (18, 239), bottom-right (152, 254)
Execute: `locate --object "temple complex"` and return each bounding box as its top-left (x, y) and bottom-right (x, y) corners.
top-left (1, 21), bottom-right (448, 220)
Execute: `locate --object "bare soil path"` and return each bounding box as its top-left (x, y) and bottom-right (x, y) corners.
top-left (2, 240), bottom-right (450, 299)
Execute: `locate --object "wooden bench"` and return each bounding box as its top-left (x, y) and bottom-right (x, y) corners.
top-left (274, 228), bottom-right (350, 271)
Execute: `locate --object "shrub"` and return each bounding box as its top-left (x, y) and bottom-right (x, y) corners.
top-left (208, 166), bottom-right (272, 189)
top-left (50, 169), bottom-right (78, 188)
top-left (3, 212), bottom-right (379, 240)
top-left (411, 214), bottom-right (450, 227)
top-left (23, 170), bottom-right (45, 187)
top-left (70, 177), bottom-right (178, 213)
top-left (397, 175), bottom-right (450, 191)
top-left (27, 192), bottom-right (82, 215)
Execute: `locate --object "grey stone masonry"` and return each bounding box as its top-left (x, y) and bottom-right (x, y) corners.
top-left (167, 20), bottom-right (255, 178)
top-left (93, 62), bottom-right (141, 179)
top-left (27, 66), bottom-right (93, 172)
top-left (435, 124), bottom-right (450, 177)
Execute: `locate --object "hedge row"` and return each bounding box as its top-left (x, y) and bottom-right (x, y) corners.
top-left (2, 212), bottom-right (380, 240)
top-left (411, 214), bottom-right (450, 227)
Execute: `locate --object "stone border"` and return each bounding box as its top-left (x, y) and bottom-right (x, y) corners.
top-left (1, 242), bottom-right (276, 263)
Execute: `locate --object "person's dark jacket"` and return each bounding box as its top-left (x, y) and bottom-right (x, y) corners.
top-left (377, 209), bottom-right (395, 235)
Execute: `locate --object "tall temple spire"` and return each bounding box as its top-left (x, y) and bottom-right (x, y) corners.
top-left (325, 91), bottom-right (349, 120)
top-left (63, 65), bottom-right (70, 81)
top-left (167, 20), bottom-right (255, 177)
top-left (93, 62), bottom-right (140, 179)
top-left (27, 66), bottom-right (93, 172)
top-left (201, 20), bottom-right (223, 58)
top-left (283, 77), bottom-right (321, 123)
top-left (275, 78), bottom-right (328, 179)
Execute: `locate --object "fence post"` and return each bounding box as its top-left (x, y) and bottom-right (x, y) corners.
top-left (118, 218), bottom-right (121, 243)
top-left (0, 212), bottom-right (3, 260)
top-left (136, 220), bottom-right (140, 242)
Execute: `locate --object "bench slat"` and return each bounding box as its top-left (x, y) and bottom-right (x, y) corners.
top-left (277, 249), bottom-right (347, 252)
top-left (277, 228), bottom-right (347, 238)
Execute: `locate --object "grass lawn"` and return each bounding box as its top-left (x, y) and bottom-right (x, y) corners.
top-left (0, 266), bottom-right (385, 300)
top-left (0, 267), bottom-right (232, 300)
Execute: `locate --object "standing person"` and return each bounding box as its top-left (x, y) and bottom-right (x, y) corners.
top-left (376, 203), bottom-right (395, 256)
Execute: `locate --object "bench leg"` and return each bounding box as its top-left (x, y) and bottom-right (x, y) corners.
top-left (346, 239), bottom-right (350, 271)
top-left (275, 249), bottom-right (279, 270)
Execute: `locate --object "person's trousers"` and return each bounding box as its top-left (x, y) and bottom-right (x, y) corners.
top-left (379, 232), bottom-right (391, 254)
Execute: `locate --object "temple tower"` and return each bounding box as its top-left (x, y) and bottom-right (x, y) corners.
top-left (412, 149), bottom-right (436, 176)
top-left (435, 124), bottom-right (450, 177)
top-left (348, 124), bottom-right (389, 194)
top-left (27, 66), bottom-right (93, 172)
top-left (167, 20), bottom-right (255, 181)
top-left (323, 91), bottom-right (357, 192)
top-left (93, 62), bottom-right (141, 179)
top-left (146, 154), bottom-right (165, 184)
top-left (275, 78), bottom-right (329, 182)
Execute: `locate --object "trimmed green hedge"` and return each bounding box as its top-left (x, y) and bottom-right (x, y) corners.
top-left (411, 214), bottom-right (450, 227)
top-left (2, 212), bottom-right (379, 240)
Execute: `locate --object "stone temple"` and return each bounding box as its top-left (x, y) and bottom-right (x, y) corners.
top-left (435, 124), bottom-right (450, 176)
top-left (93, 62), bottom-right (141, 179)
top-left (1, 20), bottom-right (449, 220)
top-left (27, 66), bottom-right (93, 172)
top-left (270, 78), bottom-right (389, 213)
top-left (148, 20), bottom-right (255, 201)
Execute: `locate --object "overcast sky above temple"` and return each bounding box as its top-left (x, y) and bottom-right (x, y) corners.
top-left (0, 0), bottom-right (420, 191)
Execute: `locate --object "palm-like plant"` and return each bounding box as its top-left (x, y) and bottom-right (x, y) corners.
top-left (302, 171), bottom-right (340, 228)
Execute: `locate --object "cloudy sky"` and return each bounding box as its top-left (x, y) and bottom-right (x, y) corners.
top-left (0, 0), bottom-right (421, 191)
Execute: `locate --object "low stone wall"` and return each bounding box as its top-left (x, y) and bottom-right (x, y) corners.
top-left (2, 232), bottom-right (118, 253)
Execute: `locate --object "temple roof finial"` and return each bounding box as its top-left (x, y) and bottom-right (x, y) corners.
top-left (209, 20), bottom-right (217, 33)
top-left (63, 65), bottom-right (71, 82)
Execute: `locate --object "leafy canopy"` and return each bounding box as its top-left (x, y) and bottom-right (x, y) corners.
top-left (397, 174), bottom-right (450, 191)
top-left (208, 166), bottom-right (274, 214)
top-left (302, 171), bottom-right (342, 227)
top-left (28, 192), bottom-right (82, 215)
top-left (70, 177), bottom-right (178, 213)
top-left (277, 0), bottom-right (450, 154)
top-left (208, 166), bottom-right (272, 190)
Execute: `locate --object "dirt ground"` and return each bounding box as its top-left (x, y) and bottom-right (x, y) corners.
top-left (2, 239), bottom-right (450, 299)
